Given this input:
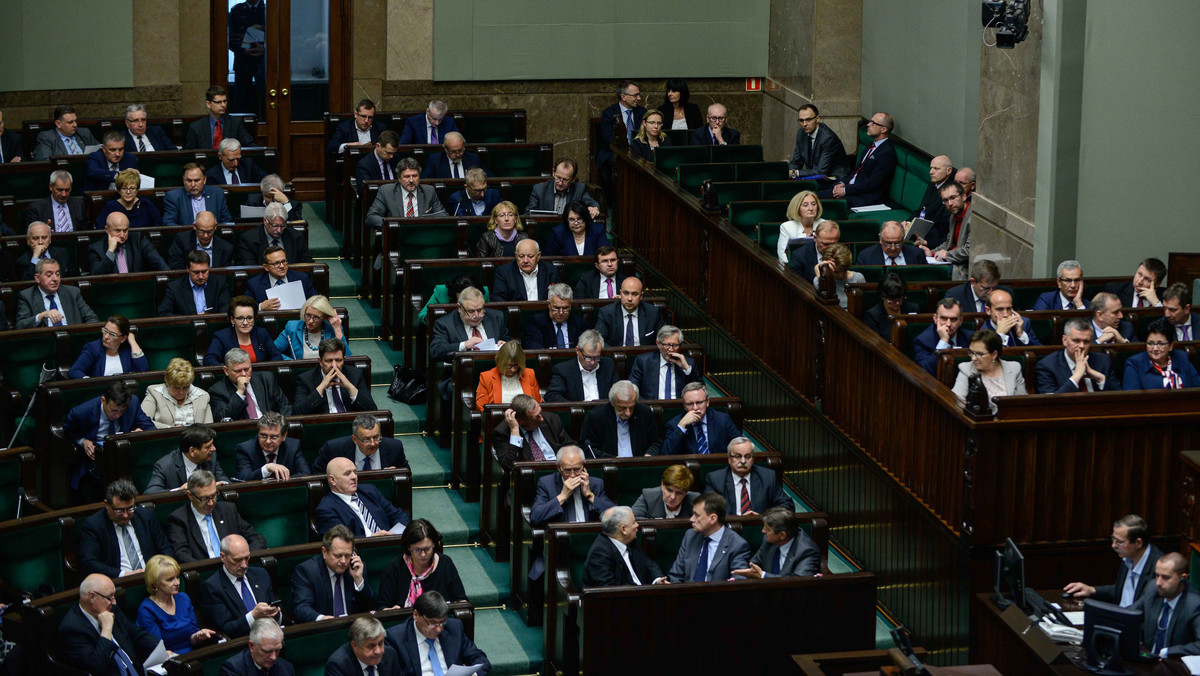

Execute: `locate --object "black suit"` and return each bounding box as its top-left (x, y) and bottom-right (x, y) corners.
top-left (58, 603), bottom-right (159, 676)
top-left (690, 126), bottom-right (742, 146)
top-left (292, 554), bottom-right (375, 622)
top-left (158, 274), bottom-right (230, 316)
top-left (1035, 349), bottom-right (1121, 394)
top-left (631, 486), bottom-right (698, 519)
top-left (87, 233), bottom-right (168, 274)
top-left (862, 300), bottom-right (921, 340)
top-left (428, 310), bottom-right (510, 363)
top-left (704, 465), bottom-right (792, 515)
top-left (166, 230), bottom-right (235, 269)
top-left (313, 436), bottom-right (409, 474)
top-left (788, 241), bottom-right (821, 283)
top-left (421, 150), bottom-right (493, 179)
top-left (234, 437), bottom-right (311, 481)
top-left (789, 122), bottom-right (846, 177)
top-left (167, 501), bottom-right (267, 563)
top-left (26, 195), bottom-right (86, 231)
top-left (1093, 544), bottom-right (1162, 606)
top-left (325, 642), bottom-right (401, 676)
top-left (911, 179), bottom-right (953, 248)
top-left (0, 129), bottom-right (24, 162)
top-left (492, 414), bottom-right (575, 471)
top-left (829, 139), bottom-right (898, 208)
top-left (76, 507), bottom-right (172, 577)
top-left (490, 262), bottom-right (559, 302)
top-left (17, 246), bottom-right (79, 280)
top-left (234, 224), bottom-right (312, 266)
top-left (524, 180), bottom-right (600, 215)
top-left (582, 534), bottom-right (663, 587)
top-left (327, 119), bottom-right (387, 155)
top-left (386, 616), bottom-right (491, 676)
top-left (597, 103), bottom-right (645, 173)
top-left (219, 648), bottom-right (295, 676)
top-left (205, 157), bottom-right (266, 186)
top-left (185, 115), bottom-right (256, 150)
top-left (209, 372), bottom-right (293, 421)
top-left (749, 531), bottom-right (821, 577)
top-left (145, 451), bottom-right (230, 494)
top-left (291, 365), bottom-right (377, 415)
top-left (123, 127), bottom-right (176, 153)
top-left (593, 301), bottom-right (664, 347)
top-left (544, 357), bottom-right (618, 402)
top-left (856, 243), bottom-right (927, 267)
top-left (199, 566), bottom-right (274, 638)
top-left (354, 150), bottom-right (399, 188)
top-left (523, 311), bottom-right (588, 350)
top-left (580, 402), bottom-right (662, 457)
top-left (573, 270), bottom-right (627, 299)
top-left (1105, 280), bottom-right (1167, 309)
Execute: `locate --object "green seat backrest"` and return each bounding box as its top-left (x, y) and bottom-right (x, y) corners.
top-left (761, 180), bottom-right (818, 202)
top-left (899, 321), bottom-right (934, 357)
top-left (0, 520), bottom-right (65, 595)
top-left (457, 115), bottom-right (519, 143)
top-left (62, 157), bottom-right (88, 195)
top-left (2, 335), bottom-right (60, 396)
top-left (838, 220), bottom-right (883, 242)
top-left (819, 199), bottom-right (849, 221)
top-left (709, 182), bottom-right (762, 208)
top-left (653, 146), bottom-right (709, 174)
top-left (734, 162), bottom-right (788, 182)
top-left (739, 522), bottom-right (766, 552)
top-left (558, 259), bottom-right (598, 288)
top-left (611, 465), bottom-right (673, 508)
top-left (897, 151), bottom-right (930, 212)
top-left (665, 129), bottom-right (691, 147)
top-left (297, 421), bottom-right (360, 469)
top-left (0, 164), bottom-right (54, 200)
top-left (355, 542), bottom-right (406, 593)
top-left (418, 264), bottom-right (489, 302)
top-left (727, 202), bottom-right (788, 231)
top-left (1028, 318), bottom-right (1054, 345)
top-left (127, 437), bottom-right (184, 490)
top-left (676, 163), bottom-right (735, 195)
top-left (885, 153), bottom-right (909, 207)
top-left (757, 224), bottom-right (782, 257)
top-left (234, 484), bottom-right (312, 547)
top-left (270, 552), bottom-right (315, 612)
top-left (135, 323), bottom-right (199, 372)
top-left (483, 148), bottom-right (542, 177)
top-left (568, 530), bottom-right (597, 587)
top-left (851, 265), bottom-right (952, 284)
top-left (508, 183), bottom-right (535, 213)
top-left (396, 222), bottom-right (459, 262)
top-left (711, 145), bottom-right (763, 164)
top-left (137, 154), bottom-right (195, 188)
top-left (281, 623), bottom-right (353, 676)
top-left (652, 527), bottom-right (688, 573)
top-left (88, 278), bottom-right (160, 320)
top-left (0, 456), bottom-right (22, 519)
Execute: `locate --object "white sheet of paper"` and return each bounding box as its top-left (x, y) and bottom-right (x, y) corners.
top-left (446, 665), bottom-right (486, 676)
top-left (1180, 655), bottom-right (1200, 674)
top-left (850, 204), bottom-right (890, 213)
top-left (240, 205), bottom-right (267, 219)
top-left (242, 26), bottom-right (265, 49)
top-left (474, 338), bottom-right (498, 351)
top-left (265, 280), bottom-right (306, 310)
top-left (139, 174), bottom-right (155, 189)
top-left (1063, 611), bottom-right (1085, 625)
top-left (143, 640), bottom-right (169, 669)
top-left (82, 144), bottom-right (102, 155)
top-left (924, 257), bottom-right (952, 265)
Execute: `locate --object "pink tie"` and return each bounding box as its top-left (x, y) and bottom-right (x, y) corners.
top-left (116, 246), bottom-right (129, 273)
top-left (606, 278), bottom-right (614, 298)
top-left (245, 390), bottom-right (259, 419)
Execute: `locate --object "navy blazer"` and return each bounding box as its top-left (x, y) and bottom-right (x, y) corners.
top-left (573, 270), bottom-right (627, 300)
top-left (208, 371), bottom-right (292, 420)
top-left (529, 473), bottom-right (616, 526)
top-left (292, 554), bottom-right (376, 622)
top-left (911, 324), bottom-right (974, 375)
top-left (326, 119), bottom-right (387, 155)
top-left (158, 274), bottom-right (230, 317)
top-left (163, 186), bottom-right (234, 225)
top-left (593, 301), bottom-right (665, 348)
top-left (325, 643), bottom-right (401, 676)
top-left (219, 648), bottom-right (294, 676)
top-left (544, 357), bottom-right (618, 402)
top-left (788, 242), bottom-right (821, 284)
top-left (386, 616), bottom-right (492, 676)
top-left (910, 180), bottom-right (952, 248)
top-left (523, 311), bottom-right (588, 350)
top-left (1093, 319), bottom-right (1137, 344)
top-left (428, 309), bottom-right (510, 363)
top-left (25, 195), bottom-right (86, 231)
top-left (85, 150), bottom-right (139, 191)
top-left (205, 326), bottom-right (284, 366)
top-left (234, 437), bottom-right (311, 481)
top-left (580, 401), bottom-right (662, 457)
top-left (838, 139), bottom-right (897, 208)
top-left (628, 351), bottom-right (701, 400)
top-left (68, 340), bottom-right (149, 379)
top-left (1093, 544), bottom-right (1162, 605)
top-left (245, 270), bottom-right (316, 305)
top-left (491, 262), bottom-right (559, 302)
top-left (862, 300), bottom-right (921, 340)
top-left (87, 232), bottom-right (167, 274)
top-left (77, 506), bottom-right (172, 577)
top-left (65, 395), bottom-right (154, 444)
top-left (313, 484), bottom-right (411, 537)
top-left (689, 126), bottom-right (742, 146)
top-left (661, 409), bottom-right (740, 455)
top-left (184, 115), bottom-right (255, 150)
top-left (448, 187), bottom-right (502, 216)
top-left (421, 150), bottom-right (493, 179)
top-left (234, 225), bottom-right (313, 267)
top-left (354, 150), bottom-right (399, 189)
top-left (1123, 351), bottom-right (1200, 390)
top-left (789, 122), bottom-right (845, 177)
top-left (1105, 280), bottom-right (1167, 310)
top-left (58, 602), bottom-right (159, 676)
top-left (123, 127), bottom-right (176, 153)
top-left (1035, 349), bottom-right (1121, 394)
top-left (205, 157), bottom-right (266, 186)
top-left (292, 364), bottom-right (377, 415)
top-left (1175, 314), bottom-right (1200, 342)
top-left (944, 283), bottom-right (1014, 314)
top-left (1135, 585), bottom-right (1200, 657)
top-left (1031, 289), bottom-right (1088, 311)
top-left (666, 526), bottom-right (751, 583)
top-left (596, 103), bottom-right (646, 170)
top-left (397, 113), bottom-right (460, 145)
top-left (200, 565), bottom-right (274, 637)
top-left (166, 501), bottom-right (265, 563)
top-left (166, 230), bottom-right (236, 269)
top-left (855, 243), bottom-right (928, 267)
top-left (0, 129), bottom-right (24, 162)
top-left (704, 465), bottom-right (792, 514)
top-left (313, 436), bottom-right (409, 474)
top-left (980, 317), bottom-right (1043, 346)
top-left (749, 530), bottom-right (821, 577)
top-left (543, 222), bottom-right (611, 257)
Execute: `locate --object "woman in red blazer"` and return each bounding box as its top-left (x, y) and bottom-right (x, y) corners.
top-left (476, 340), bottom-right (541, 410)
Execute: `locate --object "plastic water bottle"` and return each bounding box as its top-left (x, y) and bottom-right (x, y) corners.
top-left (918, 207), bottom-right (927, 220)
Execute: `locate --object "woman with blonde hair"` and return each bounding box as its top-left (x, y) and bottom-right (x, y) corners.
top-left (474, 201), bottom-right (528, 258)
top-left (135, 554), bottom-right (215, 654)
top-left (142, 357), bottom-right (213, 428)
top-left (95, 169), bottom-right (162, 229)
top-left (812, 243), bottom-right (864, 309)
top-left (777, 190), bottom-right (825, 264)
top-left (274, 294), bottom-right (349, 360)
top-left (476, 340), bottom-right (541, 410)
top-left (630, 109), bottom-right (671, 162)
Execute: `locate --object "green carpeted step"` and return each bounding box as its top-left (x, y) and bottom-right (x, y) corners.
top-left (398, 433), bottom-right (450, 485)
top-left (412, 487), bottom-right (479, 545)
top-left (306, 205), bottom-right (342, 258)
top-left (326, 259), bottom-right (359, 298)
top-left (472, 609), bottom-right (544, 676)
top-left (447, 545), bottom-right (510, 606)
top-left (342, 299), bottom-right (383, 340)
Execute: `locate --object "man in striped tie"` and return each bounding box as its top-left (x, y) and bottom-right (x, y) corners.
top-left (314, 457), bottom-right (411, 537)
top-left (58, 573), bottom-right (165, 675)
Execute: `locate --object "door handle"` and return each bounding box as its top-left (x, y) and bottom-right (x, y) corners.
top-left (269, 89), bottom-right (277, 97)
top-left (270, 102), bottom-right (277, 110)
top-left (281, 89), bottom-right (289, 97)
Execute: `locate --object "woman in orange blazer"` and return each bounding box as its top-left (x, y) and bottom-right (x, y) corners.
top-left (476, 340), bottom-right (541, 410)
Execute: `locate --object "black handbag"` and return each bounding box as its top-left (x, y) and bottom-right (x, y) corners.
top-left (387, 364), bottom-right (427, 404)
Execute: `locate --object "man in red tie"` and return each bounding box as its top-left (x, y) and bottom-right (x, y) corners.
top-left (493, 395), bottom-right (576, 471)
top-left (365, 157), bottom-right (446, 231)
top-left (926, 181), bottom-right (972, 280)
top-left (823, 112), bottom-right (897, 208)
top-left (703, 437), bottom-right (792, 516)
top-left (185, 86), bottom-right (256, 150)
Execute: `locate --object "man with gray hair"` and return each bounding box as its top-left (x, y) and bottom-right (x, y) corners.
top-left (529, 445), bottom-right (615, 525)
top-left (1033, 260), bottom-right (1088, 311)
top-left (492, 238), bottom-right (560, 302)
top-left (628, 325), bottom-right (700, 400)
top-left (366, 155), bottom-right (447, 227)
top-left (386, 590), bottom-right (492, 675)
top-left (582, 506), bottom-right (664, 587)
top-left (327, 616), bottom-right (401, 675)
top-left (1064, 514), bottom-right (1162, 608)
top-left (235, 200), bottom-right (313, 266)
top-left (704, 437), bottom-right (792, 516)
top-left (220, 618), bottom-right (293, 675)
top-left (314, 413), bottom-right (409, 474)
top-left (525, 282), bottom-right (587, 349)
top-left (1090, 291), bottom-right (1136, 344)
top-left (57, 573), bottom-right (164, 675)
top-left (208, 347), bottom-right (293, 421)
top-left (26, 169), bottom-right (86, 231)
top-left (398, 99), bottom-right (459, 145)
top-left (17, 220), bottom-right (77, 279)
top-left (1035, 317), bottom-right (1121, 393)
top-left (494, 394), bottom-right (576, 470)
top-left (546, 329), bottom-right (617, 402)
top-left (580, 380), bottom-right (662, 457)
top-left (207, 137), bottom-right (266, 186)
top-left (429, 286), bottom-right (509, 363)
top-left (167, 470), bottom-right (265, 562)
top-left (200, 534), bottom-right (279, 638)
top-left (422, 130), bottom-right (493, 179)
top-left (123, 103), bottom-right (176, 152)
top-left (15, 255), bottom-right (96, 328)
top-left (234, 411), bottom-right (310, 481)
top-left (249, 173), bottom-right (303, 220)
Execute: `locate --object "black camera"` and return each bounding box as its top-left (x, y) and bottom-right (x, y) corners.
top-left (981, 0), bottom-right (1030, 49)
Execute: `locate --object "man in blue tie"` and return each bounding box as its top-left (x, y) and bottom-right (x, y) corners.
top-left (660, 493), bottom-right (750, 583)
top-left (293, 525), bottom-right (376, 622)
top-left (661, 382), bottom-right (741, 455)
top-left (1135, 552), bottom-right (1200, 658)
top-left (386, 591), bottom-right (492, 676)
top-left (58, 573), bottom-right (165, 676)
top-left (733, 507), bottom-right (822, 579)
top-left (596, 81), bottom-right (645, 176)
top-left (528, 446), bottom-right (616, 526)
top-left (199, 534), bottom-right (280, 638)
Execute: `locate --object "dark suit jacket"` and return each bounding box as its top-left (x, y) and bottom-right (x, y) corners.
top-left (245, 270), bottom-right (316, 305)
top-left (313, 436), bottom-right (409, 474)
top-left (387, 616), bottom-right (491, 676)
top-left (912, 325), bottom-right (974, 375)
top-left (185, 115), bottom-right (255, 150)
top-left (65, 395), bottom-right (153, 451)
top-left (523, 311), bottom-right (587, 350)
top-left (789, 122), bottom-right (846, 177)
top-left (123, 127), bottom-right (176, 153)
top-left (524, 180), bottom-right (599, 214)
top-left (749, 531), bottom-right (821, 577)
top-left (658, 101), bottom-right (704, 130)
top-left (1093, 319), bottom-right (1137, 344)
top-left (628, 351), bottom-right (701, 400)
top-left (167, 501), bottom-right (266, 563)
top-left (145, 451), bottom-right (231, 494)
top-left (1031, 289), bottom-right (1089, 311)
top-left (204, 326), bottom-right (284, 366)
top-left (18, 245), bottom-right (79, 280)
top-left (292, 554), bottom-right (376, 622)
top-left (943, 282), bottom-right (1013, 314)
top-left (856, 243), bottom-right (927, 267)
top-left (661, 409), bottom-right (740, 455)
top-left (68, 340), bottom-right (148, 379)
top-left (597, 103), bottom-right (646, 170)
top-left (911, 180), bottom-right (953, 248)
top-left (980, 317), bottom-right (1043, 346)
top-left (200, 566), bottom-right (274, 637)
top-left (396, 113), bottom-right (459, 145)
top-left (77, 507), bottom-right (172, 577)
top-left (234, 437), bottom-right (311, 481)
top-left (491, 262), bottom-right (559, 302)
top-left (87, 232), bottom-right (167, 274)
top-left (421, 150), bottom-right (493, 179)
top-left (448, 187), bottom-right (502, 217)
top-left (327, 119), bottom-right (387, 155)
top-left (492, 414), bottom-right (576, 471)
top-left (788, 241), bottom-right (822, 284)
top-left (705, 465), bottom-right (792, 514)
top-left (839, 139), bottom-right (898, 208)
top-left (325, 644), bottom-right (400, 676)
top-left (593, 301), bottom-right (664, 348)
top-left (1105, 280), bottom-right (1167, 309)
top-left (631, 486), bottom-right (699, 519)
top-left (205, 157), bottom-right (266, 186)
top-left (580, 402), bottom-right (662, 457)
top-left (529, 473), bottom-right (616, 526)
top-left (25, 195), bottom-right (86, 231)
top-left (313, 485), bottom-right (411, 537)
top-left (85, 150), bottom-right (139, 191)
top-left (1035, 349), bottom-right (1121, 394)
top-left (544, 222), bottom-right (610, 257)
top-left (544, 357), bottom-right (618, 402)
top-left (1124, 352), bottom-right (1200, 390)
top-left (690, 126), bottom-right (742, 146)
top-left (863, 300), bottom-right (921, 340)
top-left (666, 526), bottom-right (751, 583)
top-left (354, 149), bottom-right (399, 188)
top-left (163, 186), bottom-right (234, 225)
top-left (1136, 586), bottom-right (1200, 656)
top-left (208, 371), bottom-right (293, 420)
top-left (166, 230), bottom-right (235, 269)
top-left (573, 270), bottom-right (627, 300)
top-left (429, 309), bottom-right (510, 363)
top-left (234, 225), bottom-right (312, 266)
top-left (0, 129), bottom-right (24, 162)
top-left (1093, 544), bottom-right (1162, 605)
top-left (57, 603), bottom-right (159, 676)
top-left (158, 274), bottom-right (230, 316)
top-left (219, 648), bottom-right (295, 676)
top-left (15, 283), bottom-right (98, 329)
top-left (582, 534), bottom-right (663, 587)
top-left (292, 365), bottom-right (377, 415)
top-left (33, 128), bottom-right (99, 160)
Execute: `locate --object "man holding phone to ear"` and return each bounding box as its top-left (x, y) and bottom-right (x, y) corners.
top-left (292, 525), bottom-right (375, 622)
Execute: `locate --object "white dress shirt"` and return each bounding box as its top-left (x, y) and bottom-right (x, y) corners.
top-left (579, 363), bottom-right (600, 400)
top-left (520, 267), bottom-right (540, 301)
top-left (416, 621), bottom-right (448, 675)
top-left (608, 537), bottom-right (643, 584)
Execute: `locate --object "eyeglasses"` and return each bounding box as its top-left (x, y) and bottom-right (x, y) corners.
top-left (108, 505), bottom-right (136, 515)
top-left (258, 433), bottom-right (282, 441)
top-left (233, 316), bottom-right (256, 324)
top-left (707, 115), bottom-right (727, 121)
top-left (266, 259), bottom-right (288, 268)
top-left (578, 352), bottom-right (601, 363)
top-left (101, 327), bottom-right (122, 338)
top-left (422, 617), bottom-right (447, 629)
top-left (459, 306), bottom-right (485, 317)
top-left (191, 493), bottom-right (219, 504)
top-left (658, 341), bottom-right (681, 349)
top-left (409, 546), bottom-right (434, 555)
top-left (1057, 277), bottom-right (1083, 285)
top-left (91, 591), bottom-right (117, 604)
top-left (355, 434), bottom-right (382, 445)
top-left (1146, 341), bottom-right (1171, 348)
top-left (866, 120), bottom-right (884, 127)
top-left (968, 350), bottom-right (991, 359)
top-left (303, 313), bottom-right (325, 322)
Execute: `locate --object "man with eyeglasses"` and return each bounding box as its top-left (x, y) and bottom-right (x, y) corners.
top-left (705, 437), bottom-right (791, 516)
top-left (123, 103), bottom-right (176, 152)
top-left (234, 411), bottom-right (311, 481)
top-left (529, 445), bottom-right (615, 526)
top-left (524, 283), bottom-right (587, 350)
top-left (85, 130), bottom-right (139, 191)
top-left (1033, 260), bottom-right (1089, 311)
top-left (246, 244), bottom-right (317, 312)
top-left (398, 100), bottom-right (459, 145)
top-left (821, 112), bottom-right (896, 209)
top-left (87, 211), bottom-right (167, 275)
top-left (235, 202), bottom-right (313, 267)
top-left (164, 163), bottom-right (234, 225)
top-left (924, 182), bottom-right (972, 280)
top-left (597, 80), bottom-right (646, 176)
top-left (524, 157), bottom-right (600, 217)
top-left (314, 460), bottom-right (411, 538)
top-left (78, 478), bottom-right (172, 578)
top-left (1063, 514), bottom-right (1162, 608)
top-left (200, 534), bottom-right (281, 638)
top-left (314, 413), bottom-right (409, 475)
top-left (661, 382), bottom-right (741, 456)
top-left (146, 423), bottom-right (231, 494)
top-left (980, 288), bottom-right (1041, 347)
top-left (59, 572), bottom-right (165, 676)
top-left (293, 338), bottom-right (376, 415)
top-left (167, 469), bottom-right (265, 563)
top-left (546, 329), bottom-right (617, 402)
top-left (1036, 317), bottom-right (1121, 393)
top-left (448, 167), bottom-right (502, 216)
top-left (422, 131), bottom-right (493, 180)
top-left (387, 590), bottom-right (492, 676)
top-left (856, 221), bottom-right (925, 266)
top-left (494, 394), bottom-right (576, 471)
top-left (185, 85), bottom-right (256, 150)
top-left (912, 297), bottom-right (975, 375)
top-left (690, 103), bottom-right (742, 147)
top-left (167, 211), bottom-right (233, 269)
top-left (628, 325), bottom-right (700, 400)
top-left (944, 259), bottom-right (1006, 315)
top-left (429, 286), bottom-right (509, 364)
top-left (862, 273), bottom-right (921, 340)
top-left (789, 103), bottom-right (846, 179)
top-left (328, 98), bottom-right (387, 155)
top-left (580, 380), bottom-right (662, 458)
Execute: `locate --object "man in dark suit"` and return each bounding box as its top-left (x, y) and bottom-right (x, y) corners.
top-left (705, 437), bottom-right (791, 516)
top-left (58, 573), bottom-right (163, 676)
top-left (314, 458), bottom-right (411, 537)
top-left (690, 103), bottom-right (742, 146)
top-left (529, 446), bottom-right (616, 526)
top-left (904, 155), bottom-right (955, 247)
top-left (525, 157), bottom-right (601, 217)
top-left (628, 325), bottom-right (700, 400)
top-left (235, 203), bottom-right (313, 266)
top-left (365, 156), bottom-right (447, 226)
top-left (326, 616), bottom-right (402, 676)
top-left (661, 493), bottom-right (751, 583)
top-left (489, 239), bottom-right (560, 303)
top-left (943, 259), bottom-right (1004, 315)
top-left (87, 212), bottom-right (168, 274)
top-left (354, 130), bottom-right (400, 189)
top-left (1163, 283), bottom-right (1200, 343)
top-left (421, 131), bottom-right (493, 179)
top-left (386, 591), bottom-right (492, 675)
top-left (597, 81), bottom-right (645, 176)
top-left (84, 131), bottom-right (139, 191)
top-left (594, 277), bottom-right (663, 347)
top-left (1064, 514), bottom-right (1163, 608)
top-left (293, 338), bottom-right (377, 415)
top-left (524, 283), bottom-right (587, 350)
top-left (17, 220), bottom-right (79, 280)
top-left (545, 329), bottom-right (617, 402)
top-left (789, 104), bottom-right (847, 178)
top-left (167, 470), bottom-right (265, 562)
top-left (15, 257), bottom-right (96, 328)
top-left (1032, 260), bottom-right (1088, 311)
top-left (788, 221), bottom-right (840, 284)
top-left (1104, 257), bottom-right (1167, 309)
top-left (200, 533), bottom-right (281, 638)
top-left (821, 112), bottom-right (897, 208)
top-left (327, 99), bottom-right (387, 155)
top-left (123, 104), bottom-right (176, 152)
top-left (1090, 291), bottom-right (1137, 345)
top-left (428, 286), bottom-right (510, 363)
top-left (1134, 552), bottom-right (1200, 657)
top-left (733, 507), bottom-right (821, 579)
top-left (580, 380), bottom-right (662, 457)
top-left (64, 382), bottom-right (153, 499)
top-left (582, 506), bottom-right (663, 587)
top-left (234, 411), bottom-right (311, 481)
top-left (209, 347), bottom-right (293, 421)
top-left (185, 86), bottom-right (256, 149)
top-left (33, 105), bottom-right (99, 160)
top-left (219, 618), bottom-right (293, 676)
top-left (77, 479), bottom-right (172, 578)
top-left (661, 383), bottom-right (740, 455)
top-left (313, 414), bottom-right (409, 474)
top-left (573, 246), bottom-right (625, 300)
top-left (980, 289), bottom-right (1042, 347)
top-left (1036, 318), bottom-right (1121, 393)
top-left (0, 110), bottom-right (24, 162)
top-left (856, 221), bottom-right (926, 266)
top-left (493, 394), bottom-right (576, 470)
top-left (863, 272), bottom-right (922, 340)
top-left (25, 170), bottom-right (87, 231)
top-left (145, 423), bottom-right (231, 493)
top-left (293, 525), bottom-right (376, 622)
top-left (247, 173), bottom-right (304, 220)
top-left (206, 138), bottom-right (266, 185)
top-left (167, 212), bottom-right (234, 269)
top-left (245, 244), bottom-right (317, 311)
top-left (912, 298), bottom-right (973, 376)
top-left (632, 465), bottom-right (700, 519)
top-left (163, 164), bottom-right (235, 225)
top-left (159, 250), bottom-right (230, 316)
top-left (397, 100), bottom-right (459, 145)
top-left (448, 167), bottom-right (502, 216)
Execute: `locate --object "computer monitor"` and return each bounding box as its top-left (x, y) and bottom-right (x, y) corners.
top-left (1082, 599), bottom-right (1143, 676)
top-left (992, 537), bottom-right (1026, 611)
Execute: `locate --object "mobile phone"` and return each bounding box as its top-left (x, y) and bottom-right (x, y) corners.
top-left (268, 600), bottom-right (282, 607)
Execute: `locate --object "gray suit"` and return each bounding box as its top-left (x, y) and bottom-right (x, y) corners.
top-left (365, 183), bottom-right (445, 227)
top-left (789, 122), bottom-right (846, 177)
top-left (631, 486), bottom-right (699, 519)
top-left (748, 531), bottom-right (821, 577)
top-left (428, 310), bottom-right (509, 363)
top-left (666, 526), bottom-right (751, 583)
top-left (524, 180), bottom-right (599, 214)
top-left (33, 128), bottom-right (99, 160)
top-left (15, 284), bottom-right (98, 329)
top-left (933, 206), bottom-right (971, 280)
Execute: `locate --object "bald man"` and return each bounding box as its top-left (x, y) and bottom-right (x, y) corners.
top-left (908, 155), bottom-right (955, 248)
top-left (313, 457), bottom-right (411, 537)
top-left (593, 276), bottom-right (664, 347)
top-left (491, 238), bottom-right (560, 302)
top-left (87, 211), bottom-right (167, 274)
top-left (855, 221), bottom-right (926, 266)
top-left (58, 573), bottom-right (164, 675)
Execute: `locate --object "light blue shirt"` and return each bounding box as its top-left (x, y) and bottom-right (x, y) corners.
top-left (1120, 549), bottom-right (1151, 607)
top-left (698, 527), bottom-right (725, 581)
top-left (189, 193), bottom-right (207, 221)
top-left (40, 290), bottom-right (68, 326)
top-left (191, 282), bottom-right (209, 314)
top-left (763, 538), bottom-right (793, 578)
top-left (615, 415), bottom-right (632, 457)
top-left (58, 132), bottom-right (82, 154)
